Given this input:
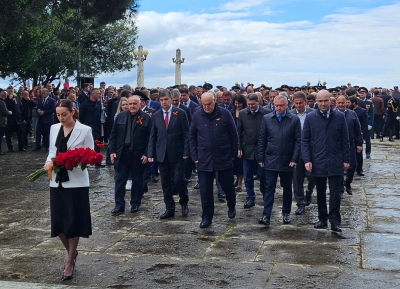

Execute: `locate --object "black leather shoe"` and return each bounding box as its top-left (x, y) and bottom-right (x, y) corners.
top-left (111, 208), bottom-right (124, 216)
top-left (253, 174), bottom-right (259, 180)
top-left (181, 205), bottom-right (189, 217)
top-left (331, 224), bottom-right (342, 232)
top-left (160, 210), bottom-right (175, 219)
top-left (152, 176), bottom-right (159, 182)
top-left (200, 219), bottom-right (212, 228)
top-left (366, 154), bottom-right (370, 159)
top-left (26, 144), bottom-right (32, 147)
top-left (356, 170), bottom-right (365, 176)
top-left (314, 220), bottom-right (327, 229)
top-left (244, 200), bottom-right (255, 208)
top-left (194, 182), bottom-right (200, 189)
top-left (295, 206), bottom-right (305, 215)
top-left (228, 209), bottom-right (236, 219)
top-left (380, 137), bottom-right (384, 142)
top-left (283, 213), bottom-right (291, 224)
top-left (19, 148), bottom-right (27, 152)
top-left (0, 151), bottom-right (6, 155)
top-left (345, 183), bottom-right (353, 195)
top-left (131, 206), bottom-right (139, 213)
top-left (389, 138), bottom-right (394, 142)
top-left (258, 216), bottom-right (270, 226)
top-left (218, 192), bottom-right (226, 200)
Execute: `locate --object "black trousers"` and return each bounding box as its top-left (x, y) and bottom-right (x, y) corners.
top-left (21, 121), bottom-right (31, 147)
top-left (381, 114), bottom-right (397, 139)
top-left (0, 127), bottom-right (5, 151)
top-left (198, 168), bottom-right (236, 221)
top-left (184, 157), bottom-right (194, 180)
top-left (159, 157), bottom-right (188, 211)
top-left (5, 124), bottom-right (24, 150)
top-left (314, 176), bottom-right (342, 226)
top-left (293, 158), bottom-right (314, 206)
top-left (373, 115), bottom-right (383, 137)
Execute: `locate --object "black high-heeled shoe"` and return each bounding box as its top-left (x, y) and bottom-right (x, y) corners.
top-left (61, 250), bottom-right (78, 281)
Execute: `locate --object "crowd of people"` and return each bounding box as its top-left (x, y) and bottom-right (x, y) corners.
top-left (2, 79), bottom-right (400, 280)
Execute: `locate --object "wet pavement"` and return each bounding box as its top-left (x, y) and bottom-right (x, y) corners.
top-left (0, 138), bottom-right (400, 288)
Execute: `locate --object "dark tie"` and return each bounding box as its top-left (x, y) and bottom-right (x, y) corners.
top-left (323, 112), bottom-right (327, 119)
top-left (251, 111), bottom-right (255, 116)
top-left (277, 114), bottom-right (282, 122)
top-left (42, 98), bottom-right (46, 106)
top-left (165, 111), bottom-right (169, 129)
top-left (184, 102), bottom-right (187, 106)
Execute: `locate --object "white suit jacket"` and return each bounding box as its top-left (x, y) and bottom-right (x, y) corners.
top-left (46, 120), bottom-right (94, 188)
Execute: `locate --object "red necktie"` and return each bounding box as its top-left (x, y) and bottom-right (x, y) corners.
top-left (165, 111), bottom-right (169, 129)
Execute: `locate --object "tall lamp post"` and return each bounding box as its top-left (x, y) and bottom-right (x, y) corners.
top-left (172, 48), bottom-right (185, 85)
top-left (133, 45), bottom-right (149, 87)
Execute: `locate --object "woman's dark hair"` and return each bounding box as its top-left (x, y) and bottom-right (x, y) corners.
top-left (58, 99), bottom-right (78, 120)
top-left (233, 94), bottom-right (247, 108)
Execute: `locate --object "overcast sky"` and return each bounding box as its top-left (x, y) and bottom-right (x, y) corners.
top-left (2, 0), bottom-right (400, 90)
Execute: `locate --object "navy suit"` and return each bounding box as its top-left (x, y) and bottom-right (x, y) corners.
top-left (181, 99), bottom-right (199, 116)
top-left (147, 99), bottom-right (161, 111)
top-left (35, 97), bottom-right (56, 150)
top-left (148, 106), bottom-right (190, 211)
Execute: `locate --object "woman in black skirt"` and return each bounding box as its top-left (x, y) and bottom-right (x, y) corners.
top-left (44, 99), bottom-right (93, 281)
top-left (230, 94), bottom-right (247, 192)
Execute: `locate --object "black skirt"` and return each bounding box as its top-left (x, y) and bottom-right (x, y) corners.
top-left (50, 186), bottom-right (92, 239)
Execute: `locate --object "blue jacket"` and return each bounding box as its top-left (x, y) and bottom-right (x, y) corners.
top-left (257, 110), bottom-right (301, 172)
top-left (302, 109), bottom-right (350, 177)
top-left (190, 105), bottom-right (238, 172)
top-left (37, 97), bottom-right (56, 125)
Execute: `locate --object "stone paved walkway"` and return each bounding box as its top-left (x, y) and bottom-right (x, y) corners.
top-left (0, 139), bottom-right (399, 288)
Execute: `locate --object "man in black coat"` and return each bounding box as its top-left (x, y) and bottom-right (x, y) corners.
top-left (302, 90), bottom-right (350, 232)
top-left (20, 90), bottom-right (37, 149)
top-left (348, 95), bottom-right (368, 176)
top-left (148, 89), bottom-right (190, 219)
top-left (237, 93), bottom-right (270, 209)
top-left (336, 96), bottom-right (363, 197)
top-left (79, 88), bottom-right (103, 166)
top-left (257, 95), bottom-right (301, 226)
top-left (78, 83), bottom-right (90, 105)
top-left (4, 86), bottom-right (25, 152)
top-left (190, 92), bottom-right (238, 228)
top-left (290, 91), bottom-right (315, 215)
top-left (108, 95), bottom-right (152, 215)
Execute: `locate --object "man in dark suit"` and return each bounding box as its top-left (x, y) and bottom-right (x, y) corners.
top-left (79, 88), bottom-right (103, 166)
top-left (148, 89), bottom-right (190, 219)
top-left (237, 93), bottom-right (270, 209)
top-left (33, 88), bottom-right (56, 151)
top-left (78, 83), bottom-right (90, 105)
top-left (290, 92), bottom-right (315, 215)
top-left (348, 95), bottom-right (368, 176)
top-left (108, 95), bottom-right (152, 216)
top-left (146, 97), bottom-right (161, 111)
top-left (4, 86), bottom-right (25, 152)
top-left (219, 91), bottom-right (234, 110)
top-left (179, 87), bottom-right (199, 115)
top-left (190, 91), bottom-right (238, 228)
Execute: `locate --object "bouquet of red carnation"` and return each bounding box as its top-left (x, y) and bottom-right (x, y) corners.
top-left (94, 139), bottom-right (105, 148)
top-left (27, 148), bottom-right (103, 182)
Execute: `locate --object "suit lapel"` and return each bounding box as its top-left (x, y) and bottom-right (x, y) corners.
top-left (168, 107), bottom-right (178, 129)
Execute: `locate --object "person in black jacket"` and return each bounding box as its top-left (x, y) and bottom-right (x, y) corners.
top-left (108, 96), bottom-right (152, 215)
top-left (190, 92), bottom-right (238, 228)
top-left (4, 86), bottom-right (25, 152)
top-left (257, 95), bottom-right (301, 226)
top-left (302, 90), bottom-right (350, 232)
top-left (20, 90), bottom-right (37, 148)
top-left (336, 96), bottom-right (363, 198)
top-left (79, 88), bottom-right (103, 166)
top-left (237, 93), bottom-right (270, 209)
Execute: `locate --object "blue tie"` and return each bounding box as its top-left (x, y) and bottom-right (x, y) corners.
top-left (277, 114), bottom-right (282, 122)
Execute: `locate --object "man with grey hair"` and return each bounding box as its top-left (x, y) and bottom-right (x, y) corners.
top-left (109, 95), bottom-right (152, 216)
top-left (257, 94), bottom-right (301, 226)
top-left (190, 92), bottom-right (238, 228)
top-left (302, 90), bottom-right (350, 232)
